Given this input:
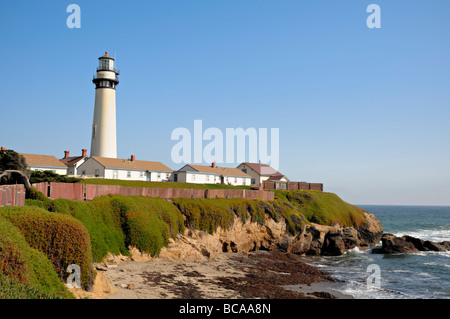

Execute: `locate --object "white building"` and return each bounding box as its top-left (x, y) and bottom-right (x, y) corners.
top-left (90, 51), bottom-right (120, 159)
top-left (60, 149), bottom-right (89, 176)
top-left (20, 153), bottom-right (68, 175)
top-left (237, 162), bottom-right (289, 187)
top-left (175, 163), bottom-right (251, 186)
top-left (77, 155), bottom-right (173, 182)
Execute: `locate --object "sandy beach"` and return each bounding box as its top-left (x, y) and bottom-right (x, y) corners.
top-left (100, 250), bottom-right (347, 299)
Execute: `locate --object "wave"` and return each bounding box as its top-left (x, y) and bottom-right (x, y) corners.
top-left (335, 280), bottom-right (414, 299)
top-left (393, 228), bottom-right (450, 242)
top-left (424, 262), bottom-right (450, 268)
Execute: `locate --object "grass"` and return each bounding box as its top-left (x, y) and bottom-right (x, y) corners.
top-left (274, 190), bottom-right (366, 227)
top-left (80, 178), bottom-right (252, 190)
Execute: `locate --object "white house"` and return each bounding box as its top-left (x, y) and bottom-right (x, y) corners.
top-left (237, 162), bottom-right (289, 187)
top-left (20, 153), bottom-right (68, 175)
top-left (175, 163), bottom-right (251, 186)
top-left (77, 155), bottom-right (173, 182)
top-left (60, 149), bottom-right (89, 176)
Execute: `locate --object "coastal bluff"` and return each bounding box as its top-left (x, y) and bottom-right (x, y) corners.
top-left (156, 211), bottom-right (383, 262)
top-left (1, 189), bottom-right (384, 299)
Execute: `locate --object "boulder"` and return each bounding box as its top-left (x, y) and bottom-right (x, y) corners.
top-left (372, 234), bottom-right (450, 254)
top-left (322, 230), bottom-right (346, 256)
top-left (356, 212), bottom-right (383, 248)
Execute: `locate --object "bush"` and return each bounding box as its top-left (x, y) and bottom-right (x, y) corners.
top-left (27, 195), bottom-right (185, 260)
top-left (0, 207), bottom-right (93, 289)
top-left (0, 217), bottom-right (72, 299)
top-left (29, 170), bottom-right (81, 184)
top-left (26, 187), bottom-right (48, 201)
top-left (108, 196), bottom-right (185, 256)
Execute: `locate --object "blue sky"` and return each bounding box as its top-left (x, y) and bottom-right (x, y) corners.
top-left (0, 1), bottom-right (449, 205)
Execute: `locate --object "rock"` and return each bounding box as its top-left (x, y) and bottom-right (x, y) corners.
top-left (102, 252), bottom-right (130, 265)
top-left (68, 272), bottom-right (116, 299)
top-left (322, 230), bottom-right (346, 256)
top-left (373, 234), bottom-right (450, 254)
top-left (92, 272), bottom-right (116, 297)
top-left (141, 211), bottom-right (385, 260)
top-left (159, 215), bottom-right (288, 262)
top-left (94, 263), bottom-right (108, 271)
top-left (127, 284), bottom-right (135, 290)
top-left (372, 234), bottom-right (417, 254)
top-left (356, 212), bottom-right (383, 248)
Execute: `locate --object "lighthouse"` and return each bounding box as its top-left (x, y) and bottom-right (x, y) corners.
top-left (90, 51), bottom-right (119, 158)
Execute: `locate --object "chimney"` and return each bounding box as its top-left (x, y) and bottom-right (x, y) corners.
top-left (212, 162), bottom-right (216, 168)
top-left (64, 150), bottom-right (70, 159)
top-left (131, 155), bottom-right (136, 162)
top-left (82, 149), bottom-right (87, 157)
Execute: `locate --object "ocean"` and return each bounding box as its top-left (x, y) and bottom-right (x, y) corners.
top-left (303, 205), bottom-right (450, 299)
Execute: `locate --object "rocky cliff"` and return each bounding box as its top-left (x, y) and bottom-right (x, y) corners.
top-left (157, 211), bottom-right (383, 262)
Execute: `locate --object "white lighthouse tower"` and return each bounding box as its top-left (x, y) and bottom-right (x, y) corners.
top-left (90, 51), bottom-right (120, 158)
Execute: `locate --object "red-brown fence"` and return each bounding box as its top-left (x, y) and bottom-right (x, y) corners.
top-left (49, 182), bottom-right (85, 201)
top-left (264, 181), bottom-right (324, 192)
top-left (0, 184), bottom-right (26, 207)
top-left (32, 182), bottom-right (275, 202)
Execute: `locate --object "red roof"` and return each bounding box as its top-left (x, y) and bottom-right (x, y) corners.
top-left (60, 156), bottom-right (86, 167)
top-left (242, 162), bottom-right (283, 176)
top-left (267, 175), bottom-right (285, 181)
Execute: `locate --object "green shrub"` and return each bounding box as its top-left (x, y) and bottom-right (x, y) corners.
top-left (29, 170), bottom-right (81, 184)
top-left (26, 187), bottom-right (48, 201)
top-left (27, 195), bottom-right (185, 260)
top-left (108, 196), bottom-right (185, 256)
top-left (0, 207), bottom-right (93, 289)
top-left (0, 217), bottom-right (72, 299)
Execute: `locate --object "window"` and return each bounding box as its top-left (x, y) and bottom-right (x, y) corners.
top-left (192, 174), bottom-right (196, 181)
top-left (113, 171), bottom-right (118, 179)
top-left (242, 169), bottom-right (247, 173)
top-left (95, 169), bottom-right (100, 177)
top-left (81, 170), bottom-right (86, 176)
top-left (235, 177), bottom-right (238, 183)
top-left (140, 171), bottom-right (144, 177)
top-left (157, 172), bottom-right (161, 179)
top-left (243, 179), bottom-right (247, 186)
top-left (99, 59), bottom-right (113, 71)
top-left (251, 178), bottom-right (256, 185)
top-left (127, 171), bottom-right (131, 178)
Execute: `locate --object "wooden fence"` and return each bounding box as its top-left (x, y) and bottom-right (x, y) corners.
top-left (31, 182), bottom-right (275, 202)
top-left (264, 181), bottom-right (324, 192)
top-left (0, 184), bottom-right (26, 207)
